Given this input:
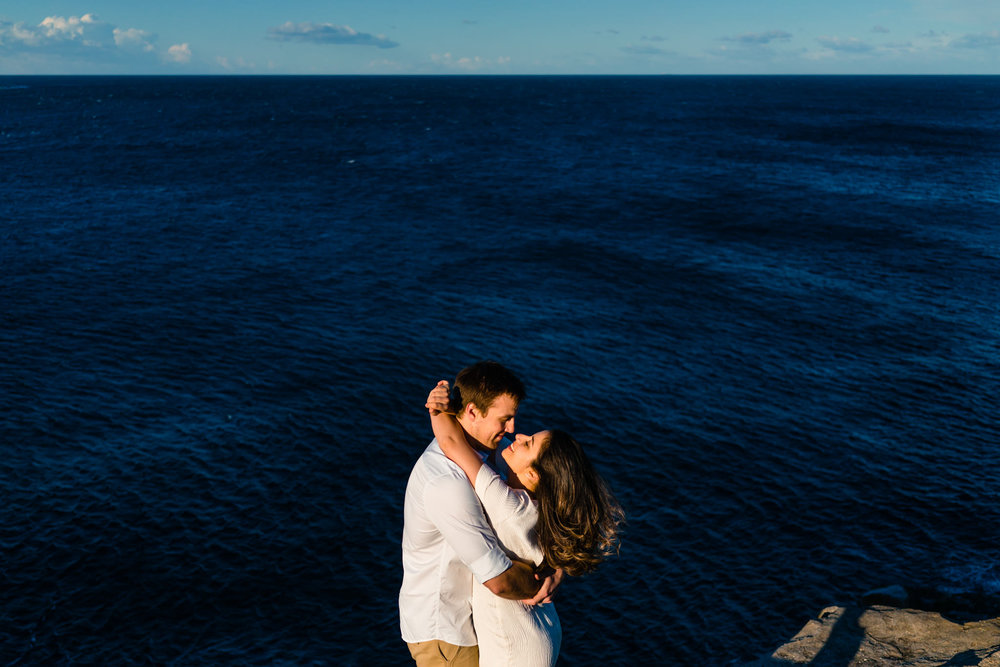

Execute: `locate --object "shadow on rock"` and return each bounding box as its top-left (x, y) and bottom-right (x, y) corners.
top-left (749, 585), bottom-right (1000, 666)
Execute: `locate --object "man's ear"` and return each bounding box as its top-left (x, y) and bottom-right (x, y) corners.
top-left (462, 401), bottom-right (480, 422)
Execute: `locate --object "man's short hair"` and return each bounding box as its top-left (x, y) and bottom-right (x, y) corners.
top-left (452, 361), bottom-right (526, 416)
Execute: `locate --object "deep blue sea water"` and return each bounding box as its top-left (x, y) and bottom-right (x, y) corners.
top-left (1, 75), bottom-right (998, 666)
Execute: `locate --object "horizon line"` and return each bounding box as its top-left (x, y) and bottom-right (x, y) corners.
top-left (3, 72), bottom-right (1000, 77)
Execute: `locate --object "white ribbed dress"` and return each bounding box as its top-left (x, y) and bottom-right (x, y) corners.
top-left (472, 465), bottom-right (562, 667)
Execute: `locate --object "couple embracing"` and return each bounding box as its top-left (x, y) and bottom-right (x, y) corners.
top-left (399, 361), bottom-right (624, 667)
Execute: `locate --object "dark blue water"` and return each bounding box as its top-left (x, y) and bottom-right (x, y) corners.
top-left (2, 75), bottom-right (998, 666)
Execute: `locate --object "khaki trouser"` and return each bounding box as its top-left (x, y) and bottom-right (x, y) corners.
top-left (407, 640), bottom-right (479, 667)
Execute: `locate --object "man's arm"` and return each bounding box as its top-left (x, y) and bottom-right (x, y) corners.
top-left (424, 473), bottom-right (519, 595)
top-left (482, 560), bottom-right (542, 600)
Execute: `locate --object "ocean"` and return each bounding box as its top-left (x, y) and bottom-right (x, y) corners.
top-left (1, 75), bottom-right (998, 665)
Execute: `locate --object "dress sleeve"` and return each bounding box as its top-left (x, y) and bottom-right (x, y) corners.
top-left (424, 471), bottom-right (512, 584)
top-left (473, 464), bottom-right (534, 527)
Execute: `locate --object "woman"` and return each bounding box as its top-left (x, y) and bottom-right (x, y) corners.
top-left (425, 381), bottom-right (624, 667)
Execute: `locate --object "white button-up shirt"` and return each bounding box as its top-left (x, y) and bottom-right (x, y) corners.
top-left (399, 439), bottom-right (513, 646)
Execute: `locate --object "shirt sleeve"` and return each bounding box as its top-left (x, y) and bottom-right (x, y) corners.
top-left (424, 471), bottom-right (512, 584)
top-left (474, 464), bottom-right (534, 527)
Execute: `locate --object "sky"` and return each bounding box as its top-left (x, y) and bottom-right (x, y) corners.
top-left (1, 0), bottom-right (999, 75)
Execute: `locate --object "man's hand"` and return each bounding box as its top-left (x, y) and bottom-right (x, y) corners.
top-left (483, 560), bottom-right (542, 601)
top-left (523, 568), bottom-right (565, 606)
top-left (425, 381), bottom-right (451, 416)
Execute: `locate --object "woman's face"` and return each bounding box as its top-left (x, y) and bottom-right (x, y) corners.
top-left (502, 430), bottom-right (549, 484)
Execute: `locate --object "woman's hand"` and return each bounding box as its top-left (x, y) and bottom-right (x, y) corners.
top-left (524, 568), bottom-right (565, 606)
top-left (425, 380), bottom-right (451, 416)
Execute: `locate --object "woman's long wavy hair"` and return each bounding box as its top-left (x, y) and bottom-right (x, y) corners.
top-left (532, 430), bottom-right (624, 577)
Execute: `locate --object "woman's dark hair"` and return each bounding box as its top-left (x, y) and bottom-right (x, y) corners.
top-left (533, 430), bottom-right (624, 577)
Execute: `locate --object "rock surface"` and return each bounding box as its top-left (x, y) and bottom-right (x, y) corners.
top-left (750, 604), bottom-right (1000, 666)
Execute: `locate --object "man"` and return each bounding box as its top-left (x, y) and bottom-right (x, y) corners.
top-left (399, 361), bottom-right (561, 667)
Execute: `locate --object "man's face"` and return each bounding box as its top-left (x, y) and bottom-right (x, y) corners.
top-left (467, 393), bottom-right (518, 450)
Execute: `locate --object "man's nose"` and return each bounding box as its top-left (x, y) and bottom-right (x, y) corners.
top-left (505, 420), bottom-right (515, 434)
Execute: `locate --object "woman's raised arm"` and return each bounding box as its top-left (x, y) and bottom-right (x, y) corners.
top-left (426, 381), bottom-right (484, 486)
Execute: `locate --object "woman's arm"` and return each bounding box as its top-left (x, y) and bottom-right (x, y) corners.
top-left (426, 381), bottom-right (485, 486)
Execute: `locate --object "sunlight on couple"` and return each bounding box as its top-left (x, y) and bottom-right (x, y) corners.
top-left (399, 361), bottom-right (624, 667)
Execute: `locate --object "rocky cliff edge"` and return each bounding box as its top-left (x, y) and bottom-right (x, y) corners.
top-left (750, 585), bottom-right (1000, 666)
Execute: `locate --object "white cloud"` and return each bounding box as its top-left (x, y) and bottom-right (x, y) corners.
top-left (952, 30), bottom-right (1000, 48)
top-left (1, 13), bottom-right (116, 50)
top-left (367, 57), bottom-right (408, 73)
top-left (802, 48), bottom-right (837, 61)
top-left (865, 30), bottom-right (954, 56)
top-left (114, 27), bottom-right (156, 52)
top-left (40, 14), bottom-right (106, 42)
top-left (167, 43), bottom-right (192, 63)
top-left (429, 52), bottom-right (511, 71)
top-left (621, 44), bottom-right (672, 56)
top-left (725, 30), bottom-right (793, 45)
top-left (267, 22), bottom-right (398, 48)
top-left (0, 13), bottom-right (191, 71)
top-left (215, 55), bottom-right (256, 71)
top-left (817, 36), bottom-right (874, 52)
top-left (0, 21), bottom-right (31, 46)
